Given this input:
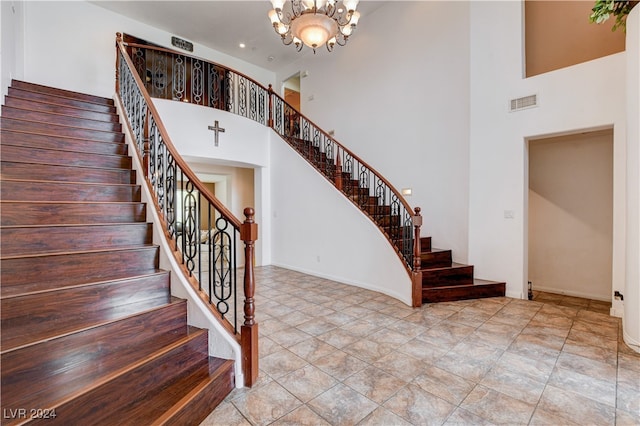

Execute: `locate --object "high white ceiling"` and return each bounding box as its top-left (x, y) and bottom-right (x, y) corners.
top-left (91, 1), bottom-right (384, 72)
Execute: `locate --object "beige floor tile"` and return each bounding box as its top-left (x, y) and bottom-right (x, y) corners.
top-left (307, 383), bottom-right (378, 426)
top-left (556, 351), bottom-right (617, 382)
top-left (313, 349), bottom-right (368, 381)
top-left (443, 407), bottom-right (497, 426)
top-left (343, 366), bottom-right (408, 404)
top-left (271, 405), bottom-right (332, 426)
top-left (276, 364), bottom-right (337, 403)
top-left (528, 408), bottom-right (581, 425)
top-left (412, 365), bottom-right (475, 405)
top-left (460, 385), bottom-right (536, 425)
top-left (384, 384), bottom-right (456, 426)
top-left (316, 328), bottom-right (361, 349)
top-left (356, 407), bottom-right (413, 426)
top-left (493, 351), bottom-right (554, 383)
top-left (260, 349), bottom-right (308, 379)
top-left (537, 385), bottom-right (615, 425)
top-left (199, 401), bottom-right (251, 426)
top-left (342, 338), bottom-right (395, 363)
top-left (396, 337), bottom-right (448, 364)
top-left (287, 337), bottom-right (337, 363)
top-left (203, 268), bottom-right (637, 426)
top-left (231, 381), bottom-right (302, 426)
top-left (373, 351), bottom-right (429, 382)
top-left (295, 318), bottom-right (337, 336)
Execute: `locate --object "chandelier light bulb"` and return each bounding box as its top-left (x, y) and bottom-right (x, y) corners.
top-left (342, 0), bottom-right (359, 12)
top-left (270, 0), bottom-right (286, 10)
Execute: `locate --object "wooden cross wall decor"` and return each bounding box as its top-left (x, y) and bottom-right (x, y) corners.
top-left (208, 120), bottom-right (226, 147)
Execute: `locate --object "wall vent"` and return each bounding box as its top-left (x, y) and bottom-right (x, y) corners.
top-left (509, 94), bottom-right (538, 112)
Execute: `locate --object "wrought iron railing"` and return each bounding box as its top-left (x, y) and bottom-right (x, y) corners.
top-left (116, 34), bottom-right (259, 385)
top-left (119, 36), bottom-right (424, 307)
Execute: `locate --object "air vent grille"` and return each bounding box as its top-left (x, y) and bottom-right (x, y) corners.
top-left (510, 94), bottom-right (538, 112)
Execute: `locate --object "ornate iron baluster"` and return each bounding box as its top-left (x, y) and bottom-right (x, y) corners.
top-left (172, 55), bottom-right (185, 101)
top-left (192, 59), bottom-right (204, 105)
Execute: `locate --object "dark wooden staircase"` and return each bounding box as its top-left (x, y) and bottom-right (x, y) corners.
top-left (283, 136), bottom-right (505, 304)
top-left (417, 236), bottom-right (505, 303)
top-left (0, 80), bottom-right (234, 425)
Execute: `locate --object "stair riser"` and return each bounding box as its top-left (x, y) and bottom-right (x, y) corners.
top-left (28, 332), bottom-right (209, 425)
top-left (421, 250), bottom-right (453, 269)
top-left (1, 247), bottom-right (160, 297)
top-left (1, 130), bottom-right (128, 155)
top-left (423, 282), bottom-right (506, 303)
top-left (1, 202), bottom-right (146, 226)
top-left (421, 266), bottom-right (474, 287)
top-left (8, 87), bottom-right (116, 113)
top-left (421, 237), bottom-right (432, 252)
top-left (2, 273), bottom-right (171, 350)
top-left (1, 106), bottom-right (121, 132)
top-left (1, 181), bottom-right (141, 203)
top-left (1, 145), bottom-right (131, 169)
top-left (0, 224), bottom-right (152, 257)
top-left (11, 80), bottom-right (115, 107)
top-left (4, 96), bottom-right (119, 123)
top-left (0, 301), bottom-right (189, 410)
top-left (0, 117), bottom-right (124, 143)
top-left (1, 162), bottom-right (136, 184)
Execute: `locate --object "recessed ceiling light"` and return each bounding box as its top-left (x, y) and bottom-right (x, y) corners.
top-left (239, 43), bottom-right (246, 49)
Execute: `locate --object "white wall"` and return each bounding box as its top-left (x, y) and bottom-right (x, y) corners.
top-left (0, 0), bottom-right (25, 98)
top-left (468, 1), bottom-right (627, 306)
top-left (273, 1), bottom-right (472, 264)
top-left (19, 1), bottom-right (274, 99)
top-left (528, 131), bottom-right (613, 301)
top-left (624, 6), bottom-right (640, 350)
top-left (270, 134), bottom-right (413, 305)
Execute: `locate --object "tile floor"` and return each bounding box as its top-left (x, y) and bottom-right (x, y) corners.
top-left (201, 266), bottom-right (640, 426)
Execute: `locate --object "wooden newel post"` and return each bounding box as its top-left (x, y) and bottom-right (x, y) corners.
top-left (411, 207), bottom-right (423, 308)
top-left (267, 84), bottom-right (274, 129)
top-left (240, 207), bottom-right (259, 387)
top-left (335, 146), bottom-right (343, 190)
top-left (115, 33), bottom-right (122, 94)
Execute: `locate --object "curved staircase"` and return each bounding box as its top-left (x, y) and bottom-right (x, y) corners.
top-left (0, 80), bottom-right (233, 425)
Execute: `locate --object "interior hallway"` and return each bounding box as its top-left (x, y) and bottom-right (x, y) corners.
top-left (201, 266), bottom-right (639, 425)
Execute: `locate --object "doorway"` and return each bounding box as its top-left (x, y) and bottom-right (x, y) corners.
top-left (283, 72), bottom-right (301, 111)
top-left (527, 129), bottom-right (613, 302)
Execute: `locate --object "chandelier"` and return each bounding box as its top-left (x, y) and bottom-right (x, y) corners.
top-left (268, 0), bottom-right (361, 53)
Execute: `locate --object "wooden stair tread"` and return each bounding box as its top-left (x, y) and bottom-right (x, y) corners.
top-left (1, 130), bottom-right (127, 155)
top-left (0, 181), bottom-right (142, 202)
top-left (1, 106), bottom-right (122, 132)
top-left (1, 317), bottom-right (202, 411)
top-left (1, 144), bottom-right (132, 169)
top-left (0, 201), bottom-right (147, 226)
top-left (4, 96), bottom-right (119, 122)
top-left (1, 272), bottom-right (172, 350)
top-left (11, 80), bottom-right (115, 106)
top-left (7, 87), bottom-right (116, 114)
top-left (115, 357), bottom-right (234, 425)
top-left (1, 269), bottom-right (166, 299)
top-left (0, 117), bottom-right (124, 143)
top-left (1, 161), bottom-right (136, 184)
